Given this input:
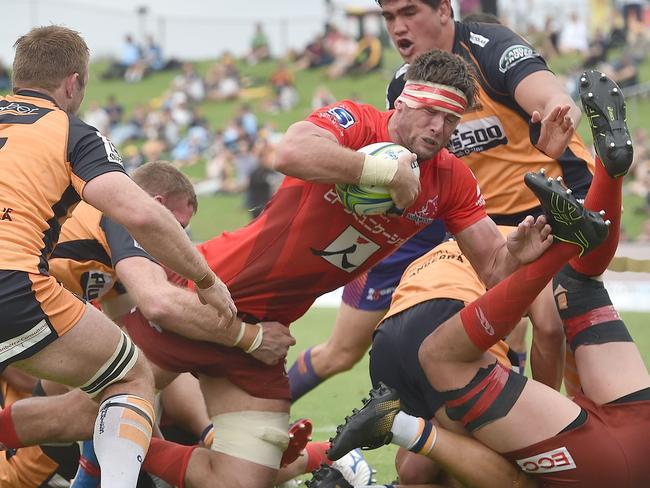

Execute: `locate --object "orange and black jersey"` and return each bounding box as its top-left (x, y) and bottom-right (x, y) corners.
top-left (387, 21), bottom-right (594, 222)
top-left (49, 202), bottom-right (152, 301)
top-left (0, 90), bottom-right (126, 275)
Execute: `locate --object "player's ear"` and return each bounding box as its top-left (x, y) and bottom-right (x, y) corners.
top-left (152, 195), bottom-right (166, 205)
top-left (439, 0), bottom-right (453, 23)
top-left (64, 73), bottom-right (78, 98)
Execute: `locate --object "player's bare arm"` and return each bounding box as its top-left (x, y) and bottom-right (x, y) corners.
top-left (83, 171), bottom-right (237, 324)
top-left (275, 121), bottom-right (366, 184)
top-left (115, 256), bottom-right (236, 334)
top-left (277, 121), bottom-right (419, 209)
top-left (527, 284), bottom-right (565, 390)
top-left (115, 256), bottom-right (293, 363)
top-left (514, 71), bottom-right (582, 159)
top-left (455, 216), bottom-right (552, 288)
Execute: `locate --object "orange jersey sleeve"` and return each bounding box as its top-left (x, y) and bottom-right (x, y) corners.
top-left (0, 91), bottom-right (126, 274)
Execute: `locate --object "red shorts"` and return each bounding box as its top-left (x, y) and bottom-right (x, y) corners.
top-left (504, 394), bottom-right (650, 487)
top-left (122, 310), bottom-right (290, 401)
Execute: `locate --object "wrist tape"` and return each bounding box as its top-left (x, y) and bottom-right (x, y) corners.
top-left (359, 154), bottom-right (399, 187)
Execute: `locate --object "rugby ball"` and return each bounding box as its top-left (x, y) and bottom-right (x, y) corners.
top-left (336, 142), bottom-right (419, 215)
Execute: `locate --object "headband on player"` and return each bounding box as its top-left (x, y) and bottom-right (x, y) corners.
top-left (397, 80), bottom-right (468, 117)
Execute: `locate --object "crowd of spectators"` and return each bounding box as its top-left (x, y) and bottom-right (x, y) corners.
top-left (102, 34), bottom-right (181, 83)
top-left (291, 23), bottom-right (383, 79)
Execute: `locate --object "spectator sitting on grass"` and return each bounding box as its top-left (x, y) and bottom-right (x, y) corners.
top-left (248, 22), bottom-right (271, 64)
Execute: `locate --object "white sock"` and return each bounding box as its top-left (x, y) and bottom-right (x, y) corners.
top-left (389, 411), bottom-right (421, 449)
top-left (94, 394), bottom-right (154, 488)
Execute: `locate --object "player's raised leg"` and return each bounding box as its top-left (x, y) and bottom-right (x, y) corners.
top-left (567, 70), bottom-right (633, 277)
top-left (554, 73), bottom-right (650, 403)
top-left (411, 174), bottom-right (610, 452)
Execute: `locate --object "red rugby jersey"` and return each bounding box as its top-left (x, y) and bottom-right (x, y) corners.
top-left (195, 100), bottom-right (486, 324)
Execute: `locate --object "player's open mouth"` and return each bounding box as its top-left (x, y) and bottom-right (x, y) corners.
top-left (396, 39), bottom-right (415, 57)
top-left (423, 137), bottom-right (437, 148)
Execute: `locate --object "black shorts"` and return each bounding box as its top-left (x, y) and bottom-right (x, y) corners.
top-left (370, 299), bottom-right (464, 419)
top-left (0, 270), bottom-right (85, 371)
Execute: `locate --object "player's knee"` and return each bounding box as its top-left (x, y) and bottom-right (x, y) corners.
top-left (211, 410), bottom-right (289, 469)
top-left (554, 265), bottom-right (631, 351)
top-left (80, 331), bottom-right (152, 398)
top-left (396, 450), bottom-right (441, 484)
top-left (441, 362), bottom-right (527, 432)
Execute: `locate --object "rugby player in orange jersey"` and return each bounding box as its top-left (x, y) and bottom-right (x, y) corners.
top-left (0, 25), bottom-right (235, 488)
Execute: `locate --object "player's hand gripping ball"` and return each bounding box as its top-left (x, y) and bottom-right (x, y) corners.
top-left (336, 142), bottom-right (420, 215)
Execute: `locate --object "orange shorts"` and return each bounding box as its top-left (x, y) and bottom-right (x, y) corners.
top-left (0, 271), bottom-right (85, 369)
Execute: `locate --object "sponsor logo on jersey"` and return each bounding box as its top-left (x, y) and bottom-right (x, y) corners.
top-left (405, 196), bottom-right (439, 225)
top-left (0, 102), bottom-right (40, 115)
top-left (469, 31), bottom-right (490, 47)
top-left (96, 131), bottom-right (123, 166)
top-left (81, 270), bottom-right (114, 300)
top-left (311, 225), bottom-right (380, 272)
top-left (326, 106), bottom-right (356, 129)
top-left (516, 447), bottom-right (576, 474)
top-left (447, 116), bottom-right (508, 157)
top-left (498, 44), bottom-right (539, 73)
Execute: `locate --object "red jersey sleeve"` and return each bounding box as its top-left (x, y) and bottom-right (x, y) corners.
top-left (442, 156), bottom-right (487, 235)
top-left (305, 100), bottom-right (379, 149)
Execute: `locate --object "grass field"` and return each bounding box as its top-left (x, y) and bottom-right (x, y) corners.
top-left (287, 308), bottom-right (650, 484)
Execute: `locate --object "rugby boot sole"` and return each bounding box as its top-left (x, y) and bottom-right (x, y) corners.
top-left (579, 70), bottom-right (633, 178)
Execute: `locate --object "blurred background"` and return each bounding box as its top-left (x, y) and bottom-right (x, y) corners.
top-left (1, 1), bottom-right (649, 479)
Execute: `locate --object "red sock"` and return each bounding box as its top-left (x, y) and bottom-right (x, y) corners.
top-left (0, 405), bottom-right (23, 449)
top-left (462, 242), bottom-right (578, 350)
top-left (142, 438), bottom-right (196, 488)
top-left (305, 441), bottom-right (333, 473)
top-left (569, 157), bottom-right (621, 276)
